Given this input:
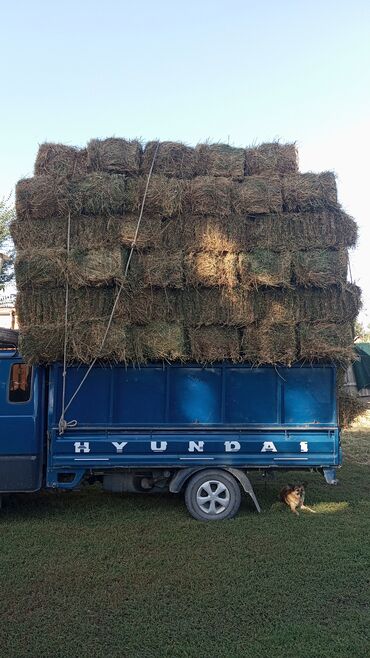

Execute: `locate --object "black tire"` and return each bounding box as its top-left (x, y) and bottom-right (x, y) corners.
top-left (184, 469), bottom-right (241, 521)
top-left (0, 327), bottom-right (18, 347)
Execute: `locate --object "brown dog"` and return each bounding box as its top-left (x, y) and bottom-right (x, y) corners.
top-left (280, 484), bottom-right (316, 516)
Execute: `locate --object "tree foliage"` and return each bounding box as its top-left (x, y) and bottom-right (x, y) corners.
top-left (0, 196), bottom-right (15, 287)
top-left (354, 320), bottom-right (370, 343)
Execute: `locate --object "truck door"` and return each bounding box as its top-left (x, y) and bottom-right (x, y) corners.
top-left (0, 354), bottom-right (45, 492)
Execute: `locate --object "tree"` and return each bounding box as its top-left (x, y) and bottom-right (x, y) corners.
top-left (0, 196), bottom-right (15, 288)
top-left (354, 320), bottom-right (370, 343)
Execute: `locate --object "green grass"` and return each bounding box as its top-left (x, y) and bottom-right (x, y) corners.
top-left (1, 432), bottom-right (369, 658)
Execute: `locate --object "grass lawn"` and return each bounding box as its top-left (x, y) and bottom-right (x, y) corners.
top-left (0, 422), bottom-right (369, 658)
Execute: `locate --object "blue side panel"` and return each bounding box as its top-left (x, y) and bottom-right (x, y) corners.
top-left (47, 362), bottom-right (340, 485)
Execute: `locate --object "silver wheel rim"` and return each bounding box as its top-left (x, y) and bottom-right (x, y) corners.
top-left (196, 480), bottom-right (231, 515)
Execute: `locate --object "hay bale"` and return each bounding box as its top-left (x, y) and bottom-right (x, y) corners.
top-left (69, 320), bottom-right (132, 363)
top-left (233, 176), bottom-right (282, 214)
top-left (142, 141), bottom-right (196, 178)
top-left (242, 321), bottom-right (297, 365)
top-left (16, 176), bottom-right (69, 221)
top-left (35, 143), bottom-right (88, 178)
top-left (245, 210), bottom-right (357, 251)
top-left (127, 175), bottom-right (186, 217)
top-left (19, 324), bottom-right (65, 364)
top-left (188, 326), bottom-right (240, 362)
top-left (115, 214), bottom-right (182, 250)
top-left (338, 391), bottom-right (369, 428)
top-left (187, 176), bottom-right (232, 216)
top-left (87, 138), bottom-right (142, 175)
top-left (77, 173), bottom-right (127, 216)
top-left (239, 250), bottom-right (291, 287)
top-left (245, 142), bottom-right (298, 175)
top-left (16, 288), bottom-right (115, 326)
top-left (130, 250), bottom-right (184, 288)
top-left (132, 322), bottom-right (186, 361)
top-left (293, 249), bottom-right (348, 287)
top-left (184, 252), bottom-right (239, 288)
top-left (299, 322), bottom-right (354, 363)
top-left (182, 215), bottom-right (247, 253)
top-left (283, 172), bottom-right (338, 211)
top-left (117, 288), bottom-right (182, 325)
top-left (195, 143), bottom-right (245, 178)
top-left (253, 289), bottom-right (297, 323)
top-left (11, 216), bottom-right (118, 251)
top-left (15, 249), bottom-right (67, 289)
top-left (182, 287), bottom-right (254, 326)
top-left (68, 248), bottom-right (123, 287)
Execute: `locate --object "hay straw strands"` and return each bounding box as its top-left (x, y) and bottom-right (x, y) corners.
top-left (245, 210), bottom-right (357, 251)
top-left (298, 322), bottom-right (354, 364)
top-left (15, 249), bottom-right (68, 289)
top-left (292, 249), bottom-right (348, 287)
top-left (182, 215), bottom-right (247, 253)
top-left (116, 288), bottom-right (182, 325)
top-left (195, 143), bottom-right (245, 178)
top-left (182, 287), bottom-right (254, 326)
top-left (132, 322), bottom-right (186, 361)
top-left (233, 176), bottom-right (282, 214)
top-left (184, 252), bottom-right (239, 288)
top-left (238, 250), bottom-right (291, 288)
top-left (68, 248), bottom-right (123, 287)
top-left (338, 390), bottom-right (369, 428)
top-left (87, 138), bottom-right (142, 175)
top-left (142, 141), bottom-right (196, 178)
top-left (116, 214), bottom-right (182, 250)
top-left (188, 326), bottom-right (240, 362)
top-left (130, 250), bottom-right (184, 288)
top-left (127, 175), bottom-right (186, 217)
top-left (16, 177), bottom-right (70, 221)
top-left (282, 172), bottom-right (338, 212)
top-left (186, 176), bottom-right (232, 216)
top-left (242, 321), bottom-right (297, 365)
top-left (245, 142), bottom-right (298, 176)
top-left (35, 143), bottom-right (88, 178)
top-left (16, 288), bottom-right (115, 326)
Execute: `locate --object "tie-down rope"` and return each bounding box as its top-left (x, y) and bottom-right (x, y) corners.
top-left (58, 141), bottom-right (160, 434)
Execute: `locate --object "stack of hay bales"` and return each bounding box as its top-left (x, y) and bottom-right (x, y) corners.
top-left (12, 138), bottom-right (360, 366)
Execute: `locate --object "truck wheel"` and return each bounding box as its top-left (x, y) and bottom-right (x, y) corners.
top-left (184, 469), bottom-right (241, 521)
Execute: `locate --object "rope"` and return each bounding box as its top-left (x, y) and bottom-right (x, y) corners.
top-left (348, 254), bottom-right (353, 284)
top-left (58, 211), bottom-right (72, 434)
top-left (58, 142), bottom-right (160, 434)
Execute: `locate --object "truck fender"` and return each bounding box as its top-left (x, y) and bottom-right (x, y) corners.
top-left (169, 466), bottom-right (261, 513)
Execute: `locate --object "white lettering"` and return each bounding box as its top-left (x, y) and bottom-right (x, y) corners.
top-left (261, 441), bottom-right (277, 453)
top-left (150, 441), bottom-right (167, 452)
top-left (112, 441), bottom-right (128, 453)
top-left (224, 441), bottom-right (241, 452)
top-left (300, 441), bottom-right (308, 453)
top-left (188, 441), bottom-right (204, 453)
top-left (74, 442), bottom-right (90, 454)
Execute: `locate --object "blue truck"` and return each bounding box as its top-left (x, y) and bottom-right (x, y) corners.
top-left (0, 339), bottom-right (341, 520)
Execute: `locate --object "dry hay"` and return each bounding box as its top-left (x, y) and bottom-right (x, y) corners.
top-left (253, 285), bottom-right (361, 324)
top-left (15, 249), bottom-right (67, 289)
top-left (245, 142), bottom-right (298, 176)
top-left (292, 249), bottom-right (348, 287)
top-left (182, 215), bottom-right (247, 253)
top-left (182, 287), bottom-right (254, 327)
top-left (76, 173), bottom-right (127, 216)
top-left (238, 250), bottom-right (291, 287)
top-left (87, 138), bottom-right (142, 175)
top-left (338, 391), bottom-right (369, 428)
top-left (117, 288), bottom-right (182, 325)
top-left (298, 322), bottom-right (354, 363)
top-left (19, 324), bottom-right (65, 364)
top-left (242, 321), bottom-right (297, 365)
top-left (130, 250), bottom-right (184, 288)
top-left (16, 288), bottom-right (115, 326)
top-left (115, 213), bottom-right (182, 250)
top-left (142, 141), bottom-right (196, 178)
top-left (68, 248), bottom-right (123, 287)
top-left (132, 322), bottom-right (186, 361)
top-left (16, 176), bottom-right (69, 221)
top-left (68, 319), bottom-right (132, 363)
top-left (282, 172), bottom-right (338, 212)
top-left (127, 175), bottom-right (186, 217)
top-left (232, 176), bottom-right (282, 214)
top-left (195, 143), bottom-right (245, 178)
top-left (35, 143), bottom-right (88, 178)
top-left (186, 176), bottom-right (232, 216)
top-left (188, 326), bottom-right (240, 362)
top-left (245, 210), bottom-right (357, 251)
top-left (184, 252), bottom-right (239, 288)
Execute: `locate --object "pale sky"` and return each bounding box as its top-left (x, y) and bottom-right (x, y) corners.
top-left (1, 0), bottom-right (369, 322)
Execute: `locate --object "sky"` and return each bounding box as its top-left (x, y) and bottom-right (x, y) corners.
top-left (1, 0), bottom-right (369, 322)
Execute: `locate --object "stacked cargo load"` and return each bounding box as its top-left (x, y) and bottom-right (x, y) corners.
top-left (12, 138), bottom-right (360, 366)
